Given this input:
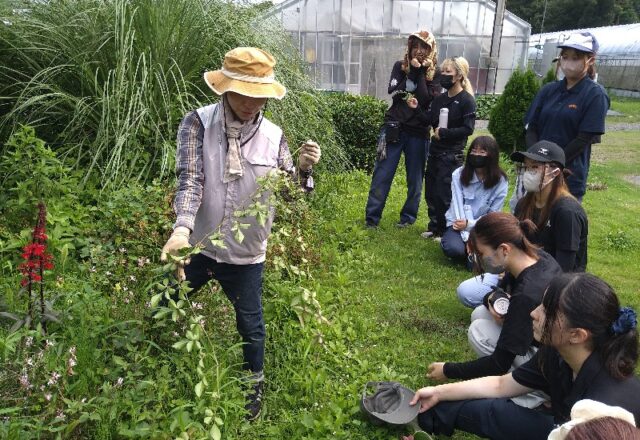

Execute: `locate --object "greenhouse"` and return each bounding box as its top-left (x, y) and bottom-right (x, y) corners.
top-left (265, 0), bottom-right (531, 98)
top-left (528, 23), bottom-right (640, 96)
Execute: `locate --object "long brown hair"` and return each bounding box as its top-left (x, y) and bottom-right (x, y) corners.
top-left (401, 31), bottom-right (438, 81)
top-left (460, 136), bottom-right (506, 189)
top-left (515, 164), bottom-right (574, 230)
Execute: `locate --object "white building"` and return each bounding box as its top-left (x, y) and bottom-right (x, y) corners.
top-left (266, 0), bottom-right (531, 99)
top-left (529, 24), bottom-right (640, 96)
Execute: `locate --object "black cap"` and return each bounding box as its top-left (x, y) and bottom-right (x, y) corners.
top-left (510, 140), bottom-right (565, 169)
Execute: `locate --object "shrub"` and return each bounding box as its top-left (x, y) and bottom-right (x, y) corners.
top-left (488, 69), bottom-right (540, 153)
top-left (325, 92), bottom-right (387, 171)
top-left (476, 94), bottom-right (500, 120)
top-left (0, 0), bottom-right (346, 187)
top-left (542, 66), bottom-right (557, 86)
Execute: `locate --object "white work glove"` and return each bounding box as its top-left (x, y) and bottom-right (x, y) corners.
top-left (160, 226), bottom-right (191, 281)
top-left (298, 140), bottom-right (321, 171)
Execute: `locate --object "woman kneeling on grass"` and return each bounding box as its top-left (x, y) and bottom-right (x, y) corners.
top-left (428, 212), bottom-right (561, 408)
top-left (456, 140), bottom-right (588, 309)
top-left (409, 272), bottom-right (640, 440)
top-left (439, 135), bottom-right (508, 263)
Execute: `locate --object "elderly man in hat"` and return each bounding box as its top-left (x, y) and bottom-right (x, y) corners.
top-left (161, 47), bottom-right (321, 420)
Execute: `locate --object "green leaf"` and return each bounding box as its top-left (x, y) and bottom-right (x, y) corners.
top-left (195, 381), bottom-right (203, 397)
top-left (210, 424), bottom-right (221, 440)
top-left (150, 293), bottom-right (163, 308)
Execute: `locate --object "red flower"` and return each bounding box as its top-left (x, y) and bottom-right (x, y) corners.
top-left (19, 203), bottom-right (54, 288)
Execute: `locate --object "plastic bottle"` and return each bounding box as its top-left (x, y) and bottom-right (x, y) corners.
top-left (439, 108), bottom-right (449, 129)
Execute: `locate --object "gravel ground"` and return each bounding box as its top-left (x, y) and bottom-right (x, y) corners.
top-left (475, 120), bottom-right (640, 131)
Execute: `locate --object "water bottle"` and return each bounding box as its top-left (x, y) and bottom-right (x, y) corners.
top-left (439, 108), bottom-right (449, 129)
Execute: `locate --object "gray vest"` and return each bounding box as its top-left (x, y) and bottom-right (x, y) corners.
top-left (191, 103), bottom-right (282, 264)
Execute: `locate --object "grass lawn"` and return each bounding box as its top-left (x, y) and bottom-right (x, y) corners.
top-left (248, 129), bottom-right (640, 439)
top-left (607, 96), bottom-right (640, 124)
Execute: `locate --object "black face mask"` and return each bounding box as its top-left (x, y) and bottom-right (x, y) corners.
top-left (468, 154), bottom-right (488, 168)
top-left (440, 74), bottom-right (455, 90)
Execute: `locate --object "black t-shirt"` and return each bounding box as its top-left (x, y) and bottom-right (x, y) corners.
top-left (417, 89), bottom-right (476, 154)
top-left (443, 250), bottom-right (562, 380)
top-left (512, 349), bottom-right (640, 424)
top-left (516, 196), bottom-right (588, 272)
top-left (384, 61), bottom-right (441, 138)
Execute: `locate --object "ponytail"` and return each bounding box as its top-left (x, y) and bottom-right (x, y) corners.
top-left (541, 273), bottom-right (639, 380)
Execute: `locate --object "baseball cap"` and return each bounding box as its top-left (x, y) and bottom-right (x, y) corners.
top-left (557, 32), bottom-right (599, 55)
top-left (360, 381), bottom-right (420, 425)
top-left (511, 140), bottom-right (566, 169)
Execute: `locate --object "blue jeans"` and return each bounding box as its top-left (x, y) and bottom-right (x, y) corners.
top-left (418, 398), bottom-right (555, 440)
top-left (365, 129), bottom-right (428, 225)
top-left (183, 253), bottom-right (265, 372)
top-left (441, 227), bottom-right (467, 260)
top-left (456, 273), bottom-right (500, 308)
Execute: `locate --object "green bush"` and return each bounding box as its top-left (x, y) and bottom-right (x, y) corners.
top-left (0, 0), bottom-right (346, 187)
top-left (476, 94), bottom-right (500, 120)
top-left (325, 92), bottom-right (387, 171)
top-left (542, 66), bottom-right (557, 86)
top-left (488, 69), bottom-right (540, 153)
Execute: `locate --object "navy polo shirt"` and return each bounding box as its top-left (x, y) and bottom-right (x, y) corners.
top-left (526, 77), bottom-right (609, 197)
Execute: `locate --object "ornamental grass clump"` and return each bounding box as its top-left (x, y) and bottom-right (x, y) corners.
top-left (18, 202), bottom-right (54, 331)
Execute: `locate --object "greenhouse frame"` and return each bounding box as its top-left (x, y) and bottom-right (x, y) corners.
top-left (266, 0), bottom-right (531, 99)
top-left (529, 23), bottom-right (640, 96)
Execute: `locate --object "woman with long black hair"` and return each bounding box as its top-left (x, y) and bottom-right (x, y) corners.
top-left (410, 272), bottom-right (640, 440)
top-left (439, 136), bottom-right (508, 262)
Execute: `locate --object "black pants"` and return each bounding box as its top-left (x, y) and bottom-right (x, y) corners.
top-left (424, 151), bottom-right (463, 235)
top-left (418, 398), bottom-right (555, 440)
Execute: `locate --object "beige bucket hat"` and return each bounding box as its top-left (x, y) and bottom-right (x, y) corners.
top-left (204, 47), bottom-right (286, 99)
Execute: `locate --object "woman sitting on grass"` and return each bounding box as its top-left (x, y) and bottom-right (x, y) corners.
top-left (427, 212), bottom-right (561, 408)
top-left (456, 141), bottom-right (588, 308)
top-left (439, 135), bottom-right (508, 263)
top-left (409, 272), bottom-right (640, 440)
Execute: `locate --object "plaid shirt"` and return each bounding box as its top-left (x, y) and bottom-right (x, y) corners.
top-left (174, 110), bottom-right (312, 230)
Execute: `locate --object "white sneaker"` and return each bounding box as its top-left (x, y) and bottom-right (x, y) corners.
top-left (433, 236), bottom-right (442, 243)
top-left (420, 231), bottom-right (435, 239)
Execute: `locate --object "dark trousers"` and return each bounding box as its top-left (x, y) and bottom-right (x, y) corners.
top-left (425, 152), bottom-right (463, 235)
top-left (418, 398), bottom-right (555, 440)
top-left (365, 129), bottom-right (428, 226)
top-left (441, 227), bottom-right (467, 260)
top-left (183, 253), bottom-right (265, 372)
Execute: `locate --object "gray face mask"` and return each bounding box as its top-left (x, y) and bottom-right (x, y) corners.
top-left (481, 250), bottom-right (507, 274)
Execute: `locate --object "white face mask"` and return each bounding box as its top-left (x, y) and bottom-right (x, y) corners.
top-left (522, 167), bottom-right (559, 193)
top-left (560, 58), bottom-right (590, 79)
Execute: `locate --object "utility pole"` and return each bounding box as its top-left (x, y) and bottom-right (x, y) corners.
top-left (488, 0), bottom-right (506, 93)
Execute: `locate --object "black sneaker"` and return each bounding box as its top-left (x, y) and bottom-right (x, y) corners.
top-left (395, 221), bottom-right (413, 228)
top-left (245, 379), bottom-right (263, 421)
top-left (365, 221), bottom-right (378, 229)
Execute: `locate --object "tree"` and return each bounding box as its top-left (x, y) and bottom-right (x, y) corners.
top-left (488, 69), bottom-right (540, 153)
top-left (506, 0), bottom-right (639, 33)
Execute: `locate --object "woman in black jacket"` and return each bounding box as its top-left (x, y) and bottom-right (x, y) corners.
top-left (365, 30), bottom-right (440, 228)
top-left (408, 56), bottom-right (476, 239)
top-left (410, 272), bottom-right (640, 440)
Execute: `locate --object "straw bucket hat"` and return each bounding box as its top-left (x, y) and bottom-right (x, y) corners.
top-left (204, 47), bottom-right (286, 99)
